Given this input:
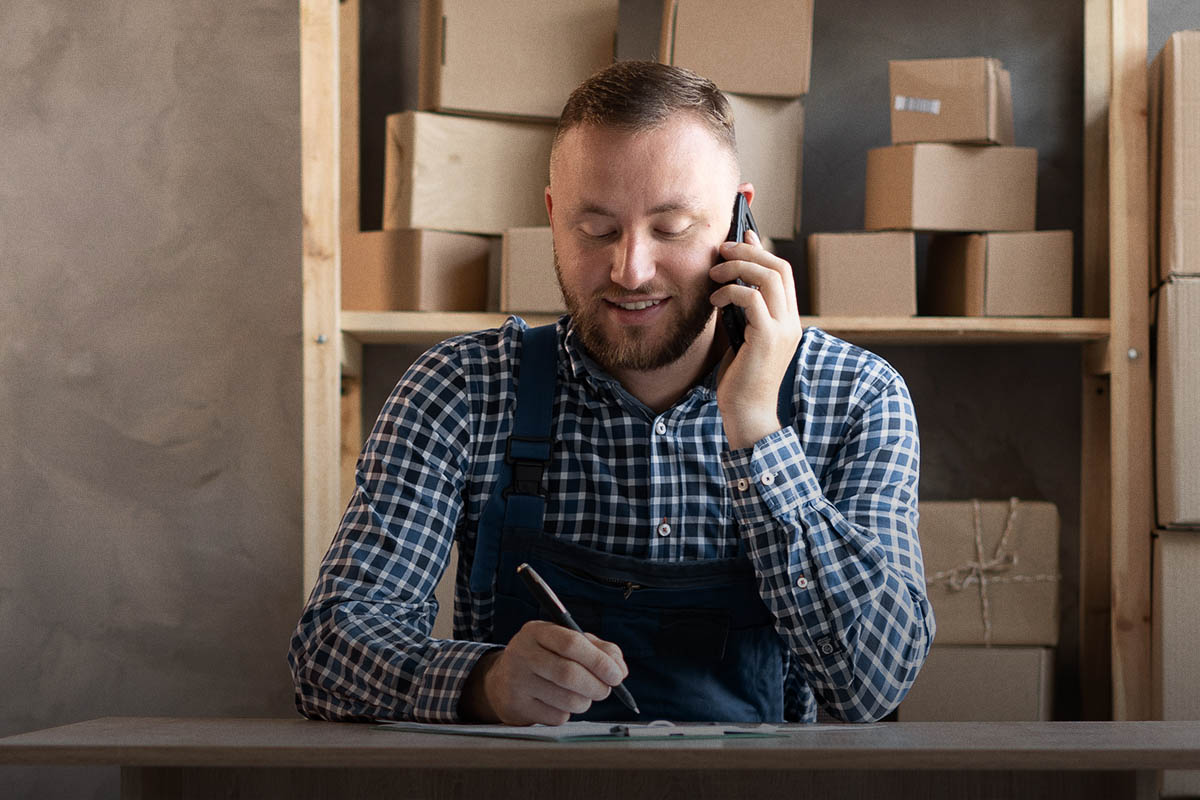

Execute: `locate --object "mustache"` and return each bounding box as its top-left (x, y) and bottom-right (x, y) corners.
top-left (589, 278), bottom-right (724, 301)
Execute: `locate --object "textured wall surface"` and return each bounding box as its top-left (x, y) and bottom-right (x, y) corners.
top-left (0, 1), bottom-right (302, 797)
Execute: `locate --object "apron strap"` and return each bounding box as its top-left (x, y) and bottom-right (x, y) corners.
top-left (469, 323), bottom-right (559, 592)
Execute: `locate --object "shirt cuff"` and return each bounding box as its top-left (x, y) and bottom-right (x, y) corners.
top-left (722, 426), bottom-right (822, 517)
top-left (410, 640), bottom-right (504, 722)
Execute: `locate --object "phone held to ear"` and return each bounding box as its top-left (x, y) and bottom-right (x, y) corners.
top-left (719, 192), bottom-right (759, 353)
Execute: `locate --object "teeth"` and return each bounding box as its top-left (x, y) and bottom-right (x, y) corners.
top-left (615, 299), bottom-right (661, 311)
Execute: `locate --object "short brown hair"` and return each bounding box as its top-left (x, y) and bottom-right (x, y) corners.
top-left (553, 60), bottom-right (737, 158)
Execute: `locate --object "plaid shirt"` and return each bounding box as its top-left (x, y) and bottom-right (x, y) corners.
top-left (289, 316), bottom-right (933, 723)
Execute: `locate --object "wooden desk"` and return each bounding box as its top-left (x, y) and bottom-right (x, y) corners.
top-left (2, 717), bottom-right (1199, 799)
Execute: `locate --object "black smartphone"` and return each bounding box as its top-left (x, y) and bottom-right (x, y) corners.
top-left (718, 192), bottom-right (759, 353)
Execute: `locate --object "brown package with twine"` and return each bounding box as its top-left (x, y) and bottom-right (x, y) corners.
top-left (921, 499), bottom-right (1060, 646)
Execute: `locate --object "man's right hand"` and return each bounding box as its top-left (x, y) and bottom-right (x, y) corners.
top-left (459, 620), bottom-right (628, 725)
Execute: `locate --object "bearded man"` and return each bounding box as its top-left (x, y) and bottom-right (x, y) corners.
top-left (289, 60), bottom-right (933, 726)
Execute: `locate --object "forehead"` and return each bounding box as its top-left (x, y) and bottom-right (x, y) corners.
top-left (550, 116), bottom-right (738, 197)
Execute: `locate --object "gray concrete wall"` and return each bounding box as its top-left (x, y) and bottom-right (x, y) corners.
top-left (0, 1), bottom-right (302, 797)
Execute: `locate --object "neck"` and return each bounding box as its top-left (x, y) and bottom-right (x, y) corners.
top-left (608, 319), bottom-right (726, 414)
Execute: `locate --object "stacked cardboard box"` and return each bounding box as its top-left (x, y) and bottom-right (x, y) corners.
top-left (501, 227), bottom-right (563, 314)
top-left (1153, 532), bottom-right (1200, 796)
top-left (809, 57), bottom-right (1072, 317)
top-left (344, 0), bottom-right (617, 312)
top-left (899, 499), bottom-right (1060, 721)
top-left (1150, 30), bottom-right (1200, 530)
top-left (1149, 30), bottom-right (1200, 797)
top-left (658, 0), bottom-right (812, 243)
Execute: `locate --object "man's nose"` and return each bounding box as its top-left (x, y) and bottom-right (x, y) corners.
top-left (610, 232), bottom-right (655, 290)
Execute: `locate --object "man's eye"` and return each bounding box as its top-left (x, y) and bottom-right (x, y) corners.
top-left (580, 227), bottom-right (616, 240)
top-left (656, 226), bottom-right (691, 238)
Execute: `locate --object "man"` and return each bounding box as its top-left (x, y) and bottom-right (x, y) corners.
top-left (289, 61), bottom-right (933, 725)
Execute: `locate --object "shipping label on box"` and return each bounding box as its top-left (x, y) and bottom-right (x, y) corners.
top-left (921, 499), bottom-right (1060, 646)
top-left (726, 94), bottom-right (804, 239)
top-left (1153, 532), bottom-right (1200, 797)
top-left (418, 0), bottom-right (618, 121)
top-left (383, 112), bottom-right (554, 236)
top-left (1150, 30), bottom-right (1200, 287)
top-left (342, 229), bottom-right (490, 312)
top-left (898, 645), bottom-right (1053, 721)
top-left (659, 0), bottom-right (813, 97)
top-left (806, 231), bottom-right (915, 316)
top-left (1155, 276), bottom-right (1200, 527)
top-left (927, 231), bottom-right (1073, 317)
top-left (501, 227), bottom-right (564, 313)
top-left (889, 57), bottom-right (1014, 146)
top-left (864, 143), bottom-right (1037, 232)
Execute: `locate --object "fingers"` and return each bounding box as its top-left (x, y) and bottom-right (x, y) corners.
top-left (710, 234), bottom-right (798, 317)
top-left (534, 624), bottom-right (627, 691)
top-left (585, 633), bottom-right (629, 679)
top-left (486, 621), bottom-right (627, 725)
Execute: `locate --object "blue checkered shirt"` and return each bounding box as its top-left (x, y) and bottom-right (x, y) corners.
top-left (289, 316), bottom-right (933, 723)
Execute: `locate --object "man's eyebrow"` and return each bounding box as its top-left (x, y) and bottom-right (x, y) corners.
top-left (647, 200), bottom-right (704, 216)
top-left (572, 200), bottom-right (704, 218)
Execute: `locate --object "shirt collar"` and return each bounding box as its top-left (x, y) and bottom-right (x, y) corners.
top-left (558, 316), bottom-right (719, 405)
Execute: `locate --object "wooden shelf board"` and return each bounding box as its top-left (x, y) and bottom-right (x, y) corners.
top-left (341, 311), bottom-right (1111, 346)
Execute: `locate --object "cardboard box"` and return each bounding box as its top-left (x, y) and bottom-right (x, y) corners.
top-left (864, 144), bottom-right (1037, 232)
top-left (1150, 31), bottom-right (1200, 288)
top-left (927, 231), bottom-right (1073, 317)
top-left (341, 229), bottom-right (490, 312)
top-left (1153, 532), bottom-right (1200, 796)
top-left (889, 57), bottom-right (1014, 146)
top-left (383, 111), bottom-right (555, 236)
top-left (807, 232), bottom-right (916, 316)
top-left (658, 0), bottom-right (813, 97)
top-left (501, 227), bottom-right (564, 313)
top-left (727, 94), bottom-right (804, 239)
top-left (921, 500), bottom-right (1060, 646)
top-left (418, 0), bottom-right (618, 121)
top-left (898, 646), bottom-right (1053, 721)
top-left (1155, 276), bottom-right (1200, 527)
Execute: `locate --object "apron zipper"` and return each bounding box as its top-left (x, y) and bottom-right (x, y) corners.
top-left (561, 566), bottom-right (642, 599)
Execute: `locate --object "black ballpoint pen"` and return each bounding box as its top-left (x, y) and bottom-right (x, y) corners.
top-left (516, 562), bottom-right (640, 716)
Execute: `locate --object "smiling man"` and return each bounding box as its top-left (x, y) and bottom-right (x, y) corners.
top-left (289, 61), bottom-right (933, 726)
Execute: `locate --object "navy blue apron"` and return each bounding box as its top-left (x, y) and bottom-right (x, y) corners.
top-left (469, 324), bottom-right (798, 722)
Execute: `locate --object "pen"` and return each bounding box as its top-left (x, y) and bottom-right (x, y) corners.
top-left (516, 562), bottom-right (640, 716)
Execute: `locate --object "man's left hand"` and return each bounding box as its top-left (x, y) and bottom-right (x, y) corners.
top-left (708, 229), bottom-right (804, 451)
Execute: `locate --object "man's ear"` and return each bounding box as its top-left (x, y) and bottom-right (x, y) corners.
top-left (737, 182), bottom-right (755, 207)
top-left (545, 186), bottom-right (554, 225)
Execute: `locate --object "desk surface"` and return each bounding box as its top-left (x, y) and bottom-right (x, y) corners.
top-left (2, 717), bottom-right (1200, 771)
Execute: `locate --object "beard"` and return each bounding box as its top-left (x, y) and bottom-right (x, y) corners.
top-left (555, 250), bottom-right (717, 373)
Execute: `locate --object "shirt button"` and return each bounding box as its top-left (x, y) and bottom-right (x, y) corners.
top-left (761, 472), bottom-right (775, 486)
top-left (657, 522), bottom-right (672, 537)
top-left (654, 420), bottom-right (667, 435)
top-left (736, 478), bottom-right (749, 492)
top-left (796, 576), bottom-right (808, 589)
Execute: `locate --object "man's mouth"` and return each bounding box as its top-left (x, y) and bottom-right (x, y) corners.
top-left (609, 298), bottom-right (664, 311)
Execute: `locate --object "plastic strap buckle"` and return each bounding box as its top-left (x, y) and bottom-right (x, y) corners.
top-left (504, 435), bottom-right (551, 498)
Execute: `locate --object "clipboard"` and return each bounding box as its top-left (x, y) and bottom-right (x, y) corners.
top-left (374, 720), bottom-right (787, 742)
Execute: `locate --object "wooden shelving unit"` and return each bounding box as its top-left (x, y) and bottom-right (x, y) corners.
top-left (300, 0), bottom-right (1153, 720)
